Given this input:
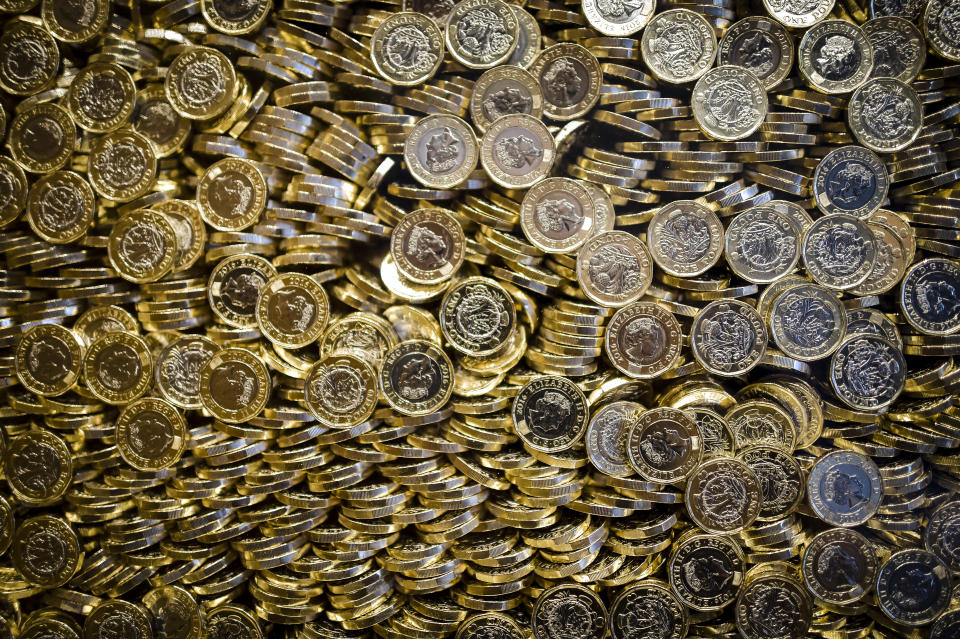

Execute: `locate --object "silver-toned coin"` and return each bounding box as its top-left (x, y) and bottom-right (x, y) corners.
top-left (829, 334), bottom-right (905, 411)
top-left (899, 258), bottom-right (960, 336)
top-left (718, 17), bottom-right (794, 89)
top-left (724, 205), bottom-right (800, 284)
top-left (641, 9), bottom-right (717, 84)
top-left (802, 213), bottom-right (877, 290)
top-left (807, 450), bottom-right (883, 526)
top-left (736, 567), bottom-right (812, 639)
top-left (863, 16), bottom-right (925, 82)
top-left (925, 500), bottom-right (960, 572)
top-left (693, 66), bottom-right (767, 141)
top-left (581, 0), bottom-right (655, 36)
top-left (737, 445), bottom-right (804, 520)
top-left (648, 200), bottom-right (724, 277)
top-left (812, 146), bottom-right (888, 218)
top-left (876, 550), bottom-right (953, 626)
top-left (668, 534), bottom-right (744, 610)
top-left (769, 282), bottom-right (847, 361)
top-left (480, 113), bottom-right (555, 189)
top-left (797, 19), bottom-right (873, 94)
top-left (529, 43), bottom-right (603, 121)
top-left (586, 400), bottom-right (643, 477)
top-left (847, 78), bottom-right (922, 153)
top-left (371, 12), bottom-right (444, 86)
top-left (532, 584), bottom-right (606, 639)
top-left (445, 0), bottom-right (519, 69)
top-left (404, 114), bottom-right (479, 189)
top-left (801, 527), bottom-right (878, 605)
top-left (513, 375), bottom-right (589, 453)
top-left (763, 0), bottom-right (834, 27)
top-left (690, 300), bottom-right (767, 377)
top-left (924, 0), bottom-right (960, 62)
top-left (470, 65), bottom-right (543, 133)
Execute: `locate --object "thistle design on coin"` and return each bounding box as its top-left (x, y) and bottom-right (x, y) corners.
top-left (802, 214), bottom-right (877, 290)
top-left (691, 300), bottom-right (767, 376)
top-left (648, 200), bottom-right (723, 277)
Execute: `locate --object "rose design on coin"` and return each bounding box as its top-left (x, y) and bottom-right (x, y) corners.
top-left (456, 7), bottom-right (512, 58)
top-left (315, 367), bottom-right (364, 412)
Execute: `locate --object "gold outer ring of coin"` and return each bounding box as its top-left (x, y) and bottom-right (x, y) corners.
top-left (26, 170), bottom-right (95, 245)
top-left (718, 17), bottom-right (794, 90)
top-left (201, 0), bottom-right (272, 34)
top-left (480, 112), bottom-right (556, 189)
top-left (647, 200), bottom-right (723, 277)
top-left (116, 397), bottom-right (187, 471)
top-left (165, 45), bottom-right (238, 120)
top-left (371, 12), bottom-right (445, 86)
top-left (82, 331), bottom-right (153, 405)
top-left (391, 208), bottom-right (466, 284)
top-left (640, 9), bottom-right (717, 84)
top-left (690, 299), bottom-right (768, 376)
top-left (379, 339), bottom-right (454, 416)
top-left (512, 375), bottom-right (589, 453)
top-left (445, 0), bottom-right (519, 69)
top-left (692, 66), bottom-right (767, 141)
top-left (15, 323), bottom-right (85, 397)
top-left (108, 209), bottom-right (177, 283)
top-left (404, 114), bottom-right (479, 190)
top-left (797, 20), bottom-right (873, 95)
top-left (200, 347), bottom-right (273, 423)
top-left (197, 157), bottom-right (267, 231)
top-left (763, 0), bottom-right (833, 27)
top-left (847, 78), bottom-right (923, 153)
top-left (576, 230), bottom-right (654, 308)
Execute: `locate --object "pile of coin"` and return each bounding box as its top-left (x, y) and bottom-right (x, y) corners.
top-left (0, 0), bottom-right (958, 637)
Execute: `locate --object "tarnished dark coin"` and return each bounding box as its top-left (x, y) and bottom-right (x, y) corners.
top-left (647, 200), bottom-right (723, 277)
top-left (88, 129), bottom-right (158, 203)
top-left (693, 66), bottom-right (767, 141)
top-left (586, 400), bottom-right (643, 477)
top-left (736, 566), bottom-right (812, 639)
top-left (801, 527), bottom-right (877, 605)
top-left (863, 16), bottom-right (925, 82)
top-left (439, 276), bottom-right (516, 356)
top-left (197, 158), bottom-right (266, 231)
top-left (305, 352), bottom-right (379, 428)
top-left (640, 9), bottom-right (717, 84)
top-left (532, 584), bottom-right (606, 639)
top-left (737, 446), bottom-right (803, 520)
top-left (155, 335), bottom-right (220, 409)
top-left (5, 430), bottom-right (72, 506)
top-left (797, 20), bottom-right (873, 94)
top-left (165, 46), bottom-right (238, 120)
top-left (380, 339), bottom-right (453, 416)
top-left (876, 549), bottom-right (952, 626)
top-left (577, 230), bottom-right (654, 308)
top-left (107, 209), bottom-right (176, 283)
top-left (806, 450), bottom-right (883, 527)
top-left (470, 65), bottom-right (542, 133)
top-left (133, 85), bottom-right (192, 158)
top-left (513, 375), bottom-right (588, 453)
top-left (26, 171), bottom-right (95, 245)
top-left (608, 580), bottom-right (686, 639)
top-left (20, 618), bottom-right (79, 639)
top-left (371, 12), bottom-right (444, 86)
top-left (206, 605), bottom-right (264, 639)
top-left (445, 0), bottom-right (518, 69)
top-left (391, 208), bottom-right (466, 284)
top-left (812, 146), bottom-right (888, 219)
top-left (256, 272), bottom-right (330, 349)
top-left (829, 334), bottom-right (905, 411)
top-left (606, 302), bottom-right (682, 379)
top-left (925, 500), bottom-right (960, 573)
top-left (685, 457), bottom-right (762, 534)
top-left (718, 17), bottom-right (794, 89)
top-left (769, 282), bottom-right (846, 361)
top-left (200, 347), bottom-right (272, 424)
top-left (66, 62), bottom-right (136, 133)
top-left (8, 103), bottom-right (76, 174)
top-left (627, 407), bottom-right (702, 483)
top-left (529, 43), bottom-right (602, 120)
top-left (900, 258), bottom-right (960, 336)
top-left (690, 408), bottom-right (736, 457)
top-left (0, 18), bottom-right (59, 95)
top-left (455, 612), bottom-right (524, 639)
top-left (83, 600), bottom-right (153, 639)
top-left (480, 112), bottom-right (555, 189)
top-left (83, 332), bottom-right (153, 405)
top-left (802, 214), bottom-right (877, 290)
top-left (115, 397), bottom-right (187, 472)
top-left (690, 300), bottom-right (767, 377)
top-left (201, 0), bottom-right (271, 34)
top-left (208, 253), bottom-right (278, 328)
top-left (724, 205), bottom-right (800, 284)
top-left (404, 114), bottom-right (478, 190)
top-left (143, 586), bottom-right (203, 639)
top-left (15, 324), bottom-right (84, 397)
top-left (12, 515), bottom-right (80, 588)
top-left (872, 0), bottom-right (925, 19)
top-left (41, 0), bottom-right (109, 43)
top-left (669, 534), bottom-right (744, 612)
top-left (848, 78), bottom-right (922, 153)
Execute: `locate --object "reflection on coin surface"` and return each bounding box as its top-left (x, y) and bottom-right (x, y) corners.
top-left (931, 610), bottom-right (960, 639)
top-left (807, 450), bottom-right (883, 526)
top-left (648, 200), bottom-right (723, 277)
top-left (669, 534), bottom-right (744, 611)
top-left (143, 586), bottom-right (203, 639)
top-left (208, 253), bottom-right (278, 328)
top-left (925, 500), bottom-right (960, 572)
top-left (445, 0), bottom-right (518, 69)
top-left (532, 584), bottom-right (606, 639)
top-left (586, 400), bottom-right (642, 477)
top-left (693, 66), bottom-right (767, 141)
top-left (802, 213), bottom-right (877, 290)
top-left (15, 323), bottom-right (84, 397)
top-left (205, 606), bottom-right (264, 639)
top-left (849, 221), bottom-right (906, 296)
top-left (801, 527), bottom-right (877, 605)
top-left (606, 302), bottom-right (682, 378)
top-left (480, 113), bottom-right (555, 188)
top-left (305, 351), bottom-right (379, 428)
top-left (41, 0), bottom-right (109, 43)
top-left (5, 429), bottom-right (72, 505)
top-left (863, 16), bottom-right (925, 82)
top-left (372, 13), bottom-right (443, 88)
top-left (12, 515), bottom-right (79, 588)
top-left (470, 65), bottom-right (543, 132)
top-left (508, 5), bottom-right (540, 68)
top-left (726, 400), bottom-right (796, 452)
top-left (165, 45), bottom-right (238, 120)
top-left (736, 567), bottom-right (812, 639)
top-left (608, 580), bottom-right (686, 639)
top-left (521, 177), bottom-right (595, 253)
top-left (513, 375), bottom-right (588, 452)
top-left (770, 282), bottom-right (846, 361)
top-left (107, 209), bottom-right (176, 283)
top-left (154, 199), bottom-right (206, 272)
top-left (724, 205), bottom-right (800, 284)
top-left (197, 158), bottom-right (266, 231)
top-left (116, 397), bottom-right (187, 471)
top-left (133, 85), bottom-right (192, 158)
top-left (829, 334), bottom-right (905, 411)
top-left (813, 146), bottom-right (888, 219)
top-left (876, 549), bottom-right (952, 626)
top-left (690, 408), bottom-right (736, 457)
top-left (691, 299), bottom-right (767, 376)
top-left (763, 0), bottom-right (833, 27)
top-left (155, 335), bottom-right (220, 409)
top-left (685, 457), bottom-right (761, 534)
top-left (718, 17), bottom-right (794, 89)
top-left (738, 445), bottom-right (804, 520)
top-left (847, 78), bottom-right (922, 153)
top-left (26, 171), bottom-right (95, 245)
top-left (439, 276), bottom-right (516, 356)
top-left (641, 9), bottom-right (717, 84)
top-left (529, 43), bottom-right (602, 120)
top-left (83, 331), bottom-right (153, 404)
top-left (845, 307), bottom-right (901, 345)
top-left (392, 209), bottom-right (465, 285)
top-left (9, 103), bottom-right (76, 174)
top-left (405, 114), bottom-right (478, 189)
top-left (83, 598), bottom-right (152, 639)
top-left (320, 312), bottom-right (399, 366)
top-left (200, 347), bottom-right (272, 423)
top-left (899, 258), bottom-right (960, 336)
top-left (256, 272), bottom-right (329, 349)
top-left (0, 156), bottom-right (27, 227)
top-left (0, 18), bottom-right (59, 95)
top-left (66, 62), bottom-right (135, 133)
top-left (627, 407), bottom-right (702, 483)
top-left (924, 0), bottom-right (960, 61)
top-left (797, 20), bottom-right (873, 94)
top-left (380, 339), bottom-right (453, 416)
top-left (201, 0), bottom-right (271, 34)
top-left (456, 612), bottom-right (524, 639)
top-left (577, 230), bottom-right (653, 307)
top-left (88, 128), bottom-right (157, 202)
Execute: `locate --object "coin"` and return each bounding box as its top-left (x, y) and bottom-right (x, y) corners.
top-left (74, 305), bottom-right (138, 346)
top-left (165, 46), bottom-right (238, 120)
top-left (305, 351), bottom-right (379, 428)
top-left (470, 66), bottom-right (543, 134)
top-left (606, 302), bottom-right (682, 379)
top-left (668, 534), bottom-right (744, 611)
top-left (726, 400), bottom-right (796, 451)
top-left (154, 199), bottom-right (206, 272)
top-left (15, 323), bottom-right (84, 397)
top-left (581, 0), bottom-right (654, 36)
top-left (586, 400), bottom-right (642, 477)
top-left (797, 20), bottom-right (873, 94)
top-left (196, 158), bottom-right (266, 231)
top-left (924, 0), bottom-right (960, 61)
top-left (693, 66), bottom-right (767, 141)
top-left (583, 182), bottom-right (615, 235)
top-left (256, 272), bottom-right (330, 349)
top-left (848, 78), bottom-right (922, 153)
top-left (812, 146), bottom-right (888, 219)
top-left (370, 11), bottom-right (444, 86)
top-left (133, 85), bottom-right (192, 158)
top-left (801, 527), bottom-right (877, 605)
top-left (391, 209), bottom-right (465, 285)
top-left (685, 457), bottom-right (762, 534)
top-left (5, 429), bottom-right (72, 505)
top-left (115, 397), bottom-right (186, 472)
top-left (577, 230), bottom-right (654, 307)
top-left (83, 332), bottom-right (153, 405)
top-left (201, 0), bottom-right (271, 34)
top-left (84, 600), bottom-right (152, 639)
top-left (690, 408), bottom-right (736, 457)
top-left (931, 610), bottom-right (960, 639)
top-left (507, 6), bottom-right (540, 68)
top-left (802, 214), bottom-right (877, 290)
top-left (208, 254), bottom-right (278, 328)
top-left (641, 9), bottom-right (717, 84)
top-left (200, 347), bottom-right (272, 423)
top-left (108, 209), bottom-right (176, 283)
top-left (66, 62), bottom-right (135, 133)
top-left (143, 586), bottom-right (203, 639)
top-left (0, 156), bottom-right (26, 227)
top-left (380, 339), bottom-right (453, 416)
top-left (520, 177), bottom-right (596, 253)
top-left (647, 200), bottom-right (723, 277)
top-left (513, 375), bottom-right (588, 453)
top-left (863, 16), bottom-right (925, 82)
top-left (724, 205), bottom-right (800, 284)
top-left (876, 549), bottom-right (952, 626)
top-left (26, 171), bottom-right (95, 245)
top-left (8, 103), bottom-right (76, 174)
top-left (718, 17), bottom-right (794, 90)
top-left (0, 18), bottom-right (59, 95)
top-left (769, 282), bottom-right (846, 361)
top-left (206, 606), bottom-right (263, 639)
top-left (155, 335), bottom-right (220, 409)
top-left (845, 307), bottom-right (901, 345)
top-left (89, 129), bottom-right (157, 202)
top-left (480, 113), bottom-right (555, 188)
top-left (529, 43), bottom-right (602, 120)
top-left (439, 276), bottom-right (516, 356)
top-left (42, 0), bottom-right (109, 42)
top-left (764, 0), bottom-right (833, 26)
top-left (925, 500), bottom-right (960, 572)
top-left (627, 407), bottom-right (702, 483)
top-left (456, 612), bottom-right (524, 639)
top-left (736, 567), bottom-right (812, 639)
top-left (849, 221), bottom-right (906, 296)
top-left (404, 114), bottom-right (478, 189)
top-left (900, 258), bottom-right (960, 336)
top-left (829, 334), bottom-right (905, 410)
top-left (445, 0), bottom-right (518, 69)
top-left (806, 450), bottom-right (883, 526)
top-left (12, 516), bottom-right (79, 588)
top-left (320, 312), bottom-right (399, 365)
top-left (737, 445), bottom-right (804, 520)
top-left (532, 584), bottom-right (606, 639)
top-left (690, 300), bottom-right (767, 377)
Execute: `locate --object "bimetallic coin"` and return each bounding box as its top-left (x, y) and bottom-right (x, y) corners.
top-left (685, 457), bottom-right (762, 534)
top-left (393, 209), bottom-right (465, 285)
top-left (586, 400), bottom-right (643, 477)
top-left (380, 339), bottom-right (453, 416)
top-left (802, 214), bottom-right (877, 290)
top-left (925, 500), bottom-right (960, 572)
top-left (606, 302), bottom-right (682, 379)
top-left (15, 324), bottom-right (84, 397)
top-left (806, 450), bottom-right (883, 526)
top-left (155, 335), bottom-right (220, 409)
top-left (627, 407), bottom-right (702, 483)
top-left (456, 613), bottom-right (524, 639)
top-left (738, 446), bottom-right (804, 520)
top-left (0, 18), bottom-right (59, 95)
top-left (88, 129), bottom-right (157, 202)
top-left (83, 332), bottom-right (153, 405)
top-left (116, 398), bottom-right (186, 471)
top-left (691, 300), bottom-right (767, 377)
top-left (798, 20), bottom-right (873, 94)
top-left (445, 0), bottom-right (518, 69)
top-left (200, 348), bottom-right (272, 423)
top-left (201, 0), bottom-right (271, 34)
top-left (724, 205), bottom-right (800, 284)
top-left (533, 584), bottom-right (606, 639)
top-left (690, 408), bottom-right (736, 457)
top-left (84, 602), bottom-right (154, 639)
top-left (8, 103), bottom-right (76, 174)
top-left (584, 182), bottom-right (615, 235)
top-left (405, 115), bottom-right (478, 190)
top-left (770, 282), bottom-right (846, 361)
top-left (256, 272), bottom-right (330, 349)
top-left (480, 113), bottom-right (555, 188)
top-left (108, 209), bottom-right (176, 283)
top-left (513, 375), bottom-right (588, 453)
top-left (208, 254), bottom-right (278, 328)
top-left (848, 78), bottom-right (922, 153)
top-left (165, 46), bottom-right (238, 120)
top-left (471, 65), bottom-right (543, 133)
top-left (143, 586), bottom-right (203, 639)
top-left (320, 312), bottom-right (399, 366)
top-left (876, 550), bottom-right (952, 626)
top-left (608, 580), bottom-right (686, 639)
top-left (641, 9), bottom-right (717, 84)
top-left (206, 607), bottom-right (263, 639)
top-left (726, 400), bottom-right (795, 452)
top-left (845, 307), bottom-right (901, 346)
top-left (133, 85), bottom-right (192, 158)
top-left (41, 0), bottom-right (108, 43)
top-left (931, 610), bottom-right (960, 639)
top-left (582, 0), bottom-right (654, 36)
top-left (5, 430), bottom-right (72, 506)
top-left (439, 276), bottom-right (516, 356)
top-left (925, 0), bottom-right (960, 61)
top-left (154, 199), bottom-right (206, 272)
top-left (849, 221), bottom-right (906, 296)
top-left (577, 230), bottom-right (654, 308)
top-left (718, 17), bottom-right (794, 90)
top-left (669, 534), bottom-right (744, 610)
top-left (26, 171), bottom-right (95, 244)
top-left (801, 527), bottom-right (877, 605)
top-left (197, 158), bottom-right (266, 231)
top-left (508, 6), bottom-right (540, 68)
top-left (521, 177), bottom-right (595, 253)
top-left (864, 16), bottom-right (925, 82)
top-left (763, 0), bottom-right (833, 27)
top-left (371, 11), bottom-right (443, 86)
top-left (900, 258), bottom-right (960, 336)
top-left (736, 567), bottom-right (812, 639)
top-left (648, 200), bottom-right (723, 277)
top-left (829, 334), bottom-right (905, 410)
top-left (66, 62), bottom-right (136, 133)
top-left (693, 66), bottom-right (767, 141)
top-left (0, 496), bottom-right (12, 556)
top-left (529, 43), bottom-right (602, 120)
top-left (305, 352), bottom-right (379, 428)
top-left (0, 156), bottom-right (27, 227)
top-left (403, 0), bottom-right (456, 26)
top-left (813, 146), bottom-right (888, 218)
top-left (12, 516), bottom-right (79, 588)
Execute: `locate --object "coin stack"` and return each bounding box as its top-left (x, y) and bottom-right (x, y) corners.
top-left (0, 0), bottom-right (959, 638)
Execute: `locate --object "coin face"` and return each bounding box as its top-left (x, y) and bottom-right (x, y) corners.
top-left (521, 178), bottom-right (595, 253)
top-left (925, 0), bottom-right (960, 61)
top-left (608, 580), bottom-right (686, 639)
top-left (321, 312), bottom-right (399, 366)
top-left (669, 534), bottom-right (744, 611)
top-left (876, 550), bottom-right (952, 626)
top-left (627, 407), bottom-right (702, 483)
top-left (807, 450), bottom-right (883, 526)
top-left (829, 334), bottom-right (905, 410)
top-left (200, 347), bottom-right (272, 423)
top-left (11, 516), bottom-right (79, 588)
top-left (848, 78), bottom-right (922, 153)
top-left (691, 300), bottom-right (767, 377)
top-left (305, 351), bottom-right (379, 428)
top-left (15, 324), bottom-right (84, 397)
top-left (648, 200), bottom-right (723, 277)
top-left (143, 586), bottom-right (203, 639)
top-left (380, 339), bottom-right (453, 416)
top-left (737, 446), bottom-right (804, 520)
top-left (154, 199), bottom-right (206, 272)
top-left (256, 272), bottom-right (329, 349)
top-left (798, 20), bottom-right (873, 94)
top-left (925, 500), bottom-right (960, 572)
top-left (391, 209), bottom-right (465, 285)
top-left (532, 584), bottom-right (606, 639)
top-left (480, 113), bottom-right (555, 188)
top-left (718, 17), bottom-right (794, 89)
top-left (507, 5), bottom-right (540, 68)
top-left (735, 570), bottom-right (812, 639)
top-left (208, 253), bottom-right (278, 328)
top-left (66, 62), bottom-right (135, 133)
top-left (802, 214), bottom-right (877, 290)
top-left (529, 43), bottom-right (602, 120)
top-left (404, 115), bottom-right (478, 190)
top-left (26, 171), bottom-right (95, 244)
top-left (863, 16), bottom-right (925, 82)
top-left (693, 66), bottom-right (767, 141)
top-left (201, 0), bottom-right (271, 34)
top-left (586, 400), bottom-right (642, 477)
top-left (0, 18), bottom-right (59, 95)
top-left (165, 46), bottom-right (238, 120)
top-left (89, 129), bottom-right (157, 202)
top-left (813, 147), bottom-right (888, 219)
top-left (726, 400), bottom-right (796, 451)
top-left (577, 230), bottom-right (654, 307)
top-left (108, 209), bottom-right (176, 283)
top-left (196, 158), bottom-right (266, 231)
top-left (801, 527), bottom-right (877, 605)
top-left (770, 282), bottom-right (846, 361)
top-left (513, 375), bottom-right (588, 452)
top-left (372, 12), bottom-right (443, 86)
top-left (931, 610), bottom-right (960, 639)
top-left (116, 397), bottom-right (186, 471)
top-left (206, 607), bottom-right (263, 639)
top-left (439, 276), bottom-right (516, 356)
top-left (41, 0), bottom-right (109, 43)
top-left (845, 307), bottom-right (901, 345)
top-left (456, 612), bottom-right (524, 639)
top-left (154, 336), bottom-right (219, 410)
top-left (83, 332), bottom-right (153, 405)
top-left (470, 65), bottom-right (543, 133)
top-left (685, 457), bottom-right (761, 534)
top-left (133, 85), bottom-right (191, 158)
top-left (75, 305), bottom-right (139, 347)
top-left (724, 205), bottom-right (800, 283)
top-left (445, 0), bottom-right (518, 69)
top-left (5, 430), bottom-right (72, 505)
top-left (763, 0), bottom-right (833, 27)
top-left (849, 221), bottom-right (906, 296)
top-left (0, 156), bottom-right (26, 227)
top-left (606, 302), bottom-right (682, 379)
top-left (641, 9), bottom-right (717, 84)
top-left (9, 103), bottom-right (76, 174)
top-left (900, 258), bottom-right (960, 336)
top-left (690, 408), bottom-right (736, 457)
top-left (581, 0), bottom-right (654, 36)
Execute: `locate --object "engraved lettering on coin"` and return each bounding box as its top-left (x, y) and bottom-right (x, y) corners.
top-left (766, 0), bottom-right (825, 18)
top-left (209, 170), bottom-right (253, 221)
top-left (393, 353), bottom-right (441, 401)
top-left (12, 441), bottom-right (61, 497)
top-left (126, 410), bottom-right (174, 459)
top-left (803, 528), bottom-right (877, 604)
top-left (738, 578), bottom-right (810, 639)
top-left (596, 0), bottom-right (648, 20)
top-left (866, 18), bottom-right (923, 79)
top-left (36, 183), bottom-right (82, 231)
top-left (455, 285), bottom-right (507, 343)
top-left (701, 308), bottom-right (754, 364)
top-left (210, 361), bottom-right (259, 410)
top-left (739, 447), bottom-right (802, 519)
top-left (533, 585), bottom-right (606, 639)
top-left (2, 34), bottom-right (50, 86)
top-left (693, 67), bottom-right (765, 139)
top-left (94, 343), bottom-right (141, 391)
top-left (118, 223), bottom-right (165, 272)
top-left (135, 98), bottom-right (179, 145)
top-left (587, 402), bottom-right (639, 476)
top-left (455, 6), bottom-right (512, 59)
top-left (905, 262), bottom-right (960, 330)
top-left (807, 451), bottom-right (882, 525)
top-left (876, 550), bottom-right (952, 625)
top-left (778, 292), bottom-right (835, 347)
top-left (212, 0), bottom-right (259, 20)
top-left (541, 57), bottom-right (587, 107)
top-left (494, 133), bottom-right (541, 169)
top-left (22, 530), bottom-right (67, 577)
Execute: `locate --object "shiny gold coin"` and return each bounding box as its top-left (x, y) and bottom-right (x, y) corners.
top-left (88, 129), bottom-right (158, 202)
top-left (15, 323), bottom-right (84, 397)
top-left (445, 0), bottom-right (519, 69)
top-left (107, 209), bottom-right (176, 283)
top-left (165, 46), bottom-right (238, 120)
top-left (692, 66), bottom-right (767, 141)
top-left (26, 171), bottom-right (95, 244)
top-left (143, 586), bottom-right (203, 639)
top-left (480, 113), bottom-right (555, 189)
top-left (201, 0), bottom-right (272, 34)
top-left (200, 347), bottom-right (272, 423)
top-left (12, 516), bottom-right (79, 588)
top-left (605, 302), bottom-right (682, 378)
top-left (379, 339), bottom-right (453, 416)
top-left (256, 272), bottom-right (329, 349)
top-left (404, 114), bottom-right (479, 190)
top-left (133, 84), bottom-right (192, 158)
top-left (208, 253), bottom-right (278, 329)
top-left (116, 397), bottom-right (187, 471)
top-left (391, 208), bottom-right (465, 285)
top-left (719, 17), bottom-right (794, 90)
top-left (41, 0), bottom-right (109, 43)
top-left (439, 276), bottom-right (516, 356)
top-left (576, 230), bottom-right (654, 308)
top-left (305, 351), bottom-right (379, 428)
top-left (197, 158), bottom-right (266, 231)
top-left (470, 65), bottom-right (543, 133)
top-left (847, 78), bottom-right (922, 153)
top-left (0, 155), bottom-right (26, 227)
top-left (66, 62), bottom-right (136, 133)
top-left (8, 103), bottom-right (76, 174)
top-left (0, 17), bottom-right (59, 95)
top-left (627, 406), bottom-right (702, 482)
top-left (513, 375), bottom-right (588, 452)
top-left (154, 199), bottom-right (206, 272)
top-left (155, 334), bottom-right (220, 410)
top-left (640, 9), bottom-right (717, 84)
top-left (5, 430), bottom-right (73, 506)
top-left (648, 200), bottom-right (723, 277)
top-left (520, 177), bottom-right (596, 254)
top-left (83, 331), bottom-right (153, 405)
